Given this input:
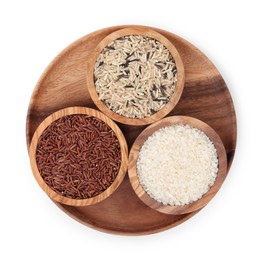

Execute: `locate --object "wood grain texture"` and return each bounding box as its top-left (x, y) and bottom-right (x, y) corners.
top-left (128, 116), bottom-right (227, 215)
top-left (29, 107), bottom-right (128, 206)
top-left (26, 25), bottom-right (237, 235)
top-left (86, 27), bottom-right (185, 125)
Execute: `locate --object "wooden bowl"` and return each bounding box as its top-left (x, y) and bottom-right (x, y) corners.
top-left (86, 26), bottom-right (185, 125)
top-left (128, 116), bottom-right (227, 215)
top-left (29, 107), bottom-right (128, 207)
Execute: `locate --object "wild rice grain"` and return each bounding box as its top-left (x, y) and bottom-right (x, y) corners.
top-left (137, 124), bottom-right (218, 206)
top-left (94, 35), bottom-right (177, 118)
top-left (36, 114), bottom-right (121, 199)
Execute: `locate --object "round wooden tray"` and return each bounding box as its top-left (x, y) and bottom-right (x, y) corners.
top-left (26, 25), bottom-right (237, 235)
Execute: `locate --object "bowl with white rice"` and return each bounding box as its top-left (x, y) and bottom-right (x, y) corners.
top-left (128, 116), bottom-right (227, 215)
top-left (87, 26), bottom-right (185, 125)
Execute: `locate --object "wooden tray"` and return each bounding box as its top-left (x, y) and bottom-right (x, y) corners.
top-left (26, 25), bottom-right (237, 235)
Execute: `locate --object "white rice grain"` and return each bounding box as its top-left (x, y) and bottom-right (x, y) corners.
top-left (137, 124), bottom-right (219, 206)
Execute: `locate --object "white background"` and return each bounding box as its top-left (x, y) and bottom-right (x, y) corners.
top-left (0, 0), bottom-right (261, 259)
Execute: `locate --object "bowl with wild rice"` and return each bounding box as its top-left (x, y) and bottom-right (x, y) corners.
top-left (87, 27), bottom-right (185, 125)
top-left (128, 116), bottom-right (227, 215)
top-left (29, 107), bottom-right (128, 206)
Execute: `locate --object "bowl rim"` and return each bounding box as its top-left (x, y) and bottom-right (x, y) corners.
top-left (128, 115), bottom-right (227, 215)
top-left (29, 106), bottom-right (128, 206)
top-left (86, 26), bottom-right (185, 126)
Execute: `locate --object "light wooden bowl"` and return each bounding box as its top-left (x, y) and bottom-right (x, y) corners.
top-left (86, 26), bottom-right (185, 126)
top-left (128, 116), bottom-right (227, 215)
top-left (29, 107), bottom-right (128, 207)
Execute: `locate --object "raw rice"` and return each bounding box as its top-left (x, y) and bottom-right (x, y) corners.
top-left (94, 35), bottom-right (177, 118)
top-left (137, 124), bottom-right (218, 206)
top-left (36, 114), bottom-right (121, 199)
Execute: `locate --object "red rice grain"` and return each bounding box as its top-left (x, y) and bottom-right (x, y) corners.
top-left (36, 114), bottom-right (121, 199)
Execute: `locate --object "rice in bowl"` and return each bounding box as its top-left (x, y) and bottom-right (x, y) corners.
top-left (94, 35), bottom-right (178, 119)
top-left (137, 124), bottom-right (219, 206)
